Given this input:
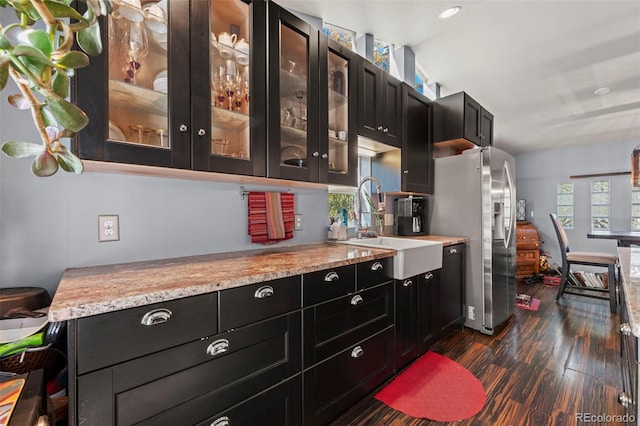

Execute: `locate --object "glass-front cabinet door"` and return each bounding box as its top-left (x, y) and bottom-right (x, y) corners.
top-left (320, 38), bottom-right (357, 186)
top-left (76, 0), bottom-right (191, 168)
top-left (268, 3), bottom-right (319, 182)
top-left (191, 0), bottom-right (266, 176)
top-left (76, 0), bottom-right (266, 175)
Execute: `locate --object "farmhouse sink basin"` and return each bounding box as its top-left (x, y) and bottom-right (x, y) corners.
top-left (337, 237), bottom-right (443, 280)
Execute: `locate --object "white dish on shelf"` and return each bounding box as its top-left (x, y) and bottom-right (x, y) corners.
top-left (236, 52), bottom-right (249, 65)
top-left (109, 121), bottom-right (126, 141)
top-left (153, 77), bottom-right (168, 93)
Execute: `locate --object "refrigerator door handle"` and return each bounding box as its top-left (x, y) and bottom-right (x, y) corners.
top-left (503, 161), bottom-right (516, 249)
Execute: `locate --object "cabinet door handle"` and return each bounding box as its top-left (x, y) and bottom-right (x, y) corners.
top-left (424, 272), bottom-right (433, 280)
top-left (350, 294), bottom-right (363, 305)
top-left (321, 153), bottom-right (328, 159)
top-left (206, 339), bottom-right (230, 357)
top-left (210, 416), bottom-right (230, 426)
top-left (403, 279), bottom-right (413, 287)
top-left (179, 124), bottom-right (188, 132)
top-left (197, 128), bottom-right (206, 136)
top-left (382, 127), bottom-right (389, 133)
top-left (351, 346), bottom-right (364, 358)
top-left (449, 248), bottom-right (458, 254)
top-left (377, 125), bottom-right (383, 131)
top-left (403, 170), bottom-right (409, 174)
top-left (618, 392), bottom-right (632, 408)
top-left (254, 285), bottom-right (274, 299)
top-left (140, 308), bottom-right (172, 326)
top-left (370, 262), bottom-right (383, 271)
top-left (312, 151), bottom-right (319, 157)
top-left (620, 323), bottom-right (632, 336)
top-left (324, 271), bottom-right (339, 282)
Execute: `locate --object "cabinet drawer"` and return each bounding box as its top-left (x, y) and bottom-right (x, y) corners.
top-left (76, 292), bottom-right (218, 374)
top-left (516, 251), bottom-right (537, 261)
top-left (220, 275), bottom-right (301, 331)
top-left (78, 312), bottom-right (301, 426)
top-left (303, 283), bottom-right (394, 367)
top-left (357, 257), bottom-right (393, 290)
top-left (304, 327), bottom-right (394, 425)
top-left (303, 265), bottom-right (356, 306)
top-left (196, 376), bottom-right (302, 426)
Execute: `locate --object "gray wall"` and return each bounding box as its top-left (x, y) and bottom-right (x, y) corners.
top-left (515, 139), bottom-right (639, 269)
top-left (0, 82), bottom-right (329, 297)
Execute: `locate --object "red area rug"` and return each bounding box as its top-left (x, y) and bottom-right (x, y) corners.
top-left (375, 351), bottom-right (485, 421)
top-left (517, 298), bottom-right (541, 311)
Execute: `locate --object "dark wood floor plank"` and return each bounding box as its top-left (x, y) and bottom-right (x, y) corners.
top-left (331, 282), bottom-right (625, 425)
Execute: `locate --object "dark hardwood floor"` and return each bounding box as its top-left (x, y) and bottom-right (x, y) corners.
top-left (332, 281), bottom-right (625, 425)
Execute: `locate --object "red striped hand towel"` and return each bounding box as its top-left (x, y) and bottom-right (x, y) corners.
top-left (248, 192), bottom-right (294, 244)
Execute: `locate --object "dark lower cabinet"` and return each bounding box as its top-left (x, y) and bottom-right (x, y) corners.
top-left (395, 270), bottom-right (440, 371)
top-left (619, 277), bottom-right (638, 423)
top-left (303, 327), bottom-right (394, 425)
top-left (74, 312), bottom-right (301, 426)
top-left (303, 282), bottom-right (394, 367)
top-left (439, 244), bottom-right (466, 334)
top-left (196, 376), bottom-right (302, 426)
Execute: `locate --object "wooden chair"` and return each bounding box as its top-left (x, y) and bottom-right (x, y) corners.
top-left (549, 213), bottom-right (617, 313)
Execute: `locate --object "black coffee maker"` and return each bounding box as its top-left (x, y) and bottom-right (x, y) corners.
top-left (396, 197), bottom-right (427, 236)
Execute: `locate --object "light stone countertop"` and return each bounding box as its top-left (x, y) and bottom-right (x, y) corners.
top-left (404, 235), bottom-right (468, 247)
top-left (618, 247), bottom-right (640, 336)
top-left (49, 243), bottom-right (395, 322)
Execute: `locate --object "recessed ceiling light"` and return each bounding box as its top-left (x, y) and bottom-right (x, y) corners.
top-left (594, 87), bottom-right (611, 96)
top-left (439, 6), bottom-right (462, 19)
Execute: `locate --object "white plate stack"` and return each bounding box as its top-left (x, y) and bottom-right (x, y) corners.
top-left (153, 69), bottom-right (168, 94)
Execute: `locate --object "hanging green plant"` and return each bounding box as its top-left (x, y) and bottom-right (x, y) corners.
top-left (0, 0), bottom-right (113, 176)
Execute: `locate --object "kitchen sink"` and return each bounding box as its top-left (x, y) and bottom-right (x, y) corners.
top-left (336, 237), bottom-right (443, 280)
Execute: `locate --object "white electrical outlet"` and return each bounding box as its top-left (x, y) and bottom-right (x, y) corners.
top-left (98, 215), bottom-right (120, 242)
top-left (467, 305), bottom-right (475, 321)
top-left (384, 213), bottom-right (394, 226)
top-left (294, 214), bottom-right (303, 231)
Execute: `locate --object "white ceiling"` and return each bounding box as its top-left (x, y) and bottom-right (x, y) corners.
top-left (275, 0), bottom-right (640, 155)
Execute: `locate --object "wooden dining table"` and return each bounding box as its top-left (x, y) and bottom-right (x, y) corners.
top-left (587, 230), bottom-right (640, 247)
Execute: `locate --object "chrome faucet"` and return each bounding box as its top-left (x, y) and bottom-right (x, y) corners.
top-left (355, 176), bottom-right (385, 238)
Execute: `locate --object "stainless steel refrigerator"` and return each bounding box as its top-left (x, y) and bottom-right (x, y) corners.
top-left (430, 146), bottom-right (516, 335)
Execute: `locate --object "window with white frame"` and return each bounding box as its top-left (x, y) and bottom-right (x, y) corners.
top-left (632, 187), bottom-right (640, 230)
top-left (557, 183), bottom-right (574, 229)
top-left (591, 180), bottom-right (610, 229)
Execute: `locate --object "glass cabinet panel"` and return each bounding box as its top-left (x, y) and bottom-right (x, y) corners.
top-left (107, 0), bottom-right (169, 148)
top-left (279, 24), bottom-right (309, 169)
top-left (328, 50), bottom-right (349, 175)
top-left (210, 0), bottom-right (251, 161)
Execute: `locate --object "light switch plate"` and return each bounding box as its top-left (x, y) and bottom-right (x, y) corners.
top-left (98, 215), bottom-right (120, 242)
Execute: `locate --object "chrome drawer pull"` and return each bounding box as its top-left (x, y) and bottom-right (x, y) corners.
top-left (206, 339), bottom-right (230, 357)
top-left (620, 323), bottom-right (632, 336)
top-left (618, 392), bottom-right (633, 408)
top-left (424, 272), bottom-right (433, 280)
top-left (140, 308), bottom-right (172, 326)
top-left (370, 262), bottom-right (383, 271)
top-left (210, 416), bottom-right (230, 426)
top-left (254, 285), bottom-right (274, 299)
top-left (450, 248), bottom-right (458, 254)
top-left (351, 295), bottom-right (364, 305)
top-left (324, 271), bottom-right (339, 282)
top-left (351, 346), bottom-right (364, 358)
top-left (403, 279), bottom-right (413, 287)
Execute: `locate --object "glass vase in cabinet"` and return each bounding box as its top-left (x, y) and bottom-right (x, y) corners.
top-left (267, 2), bottom-right (320, 182)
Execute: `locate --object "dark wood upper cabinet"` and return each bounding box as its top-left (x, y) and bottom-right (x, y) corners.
top-left (433, 91), bottom-right (493, 156)
top-left (267, 2), bottom-right (320, 182)
top-left (74, 0), bottom-right (267, 176)
top-left (357, 59), bottom-right (402, 147)
top-left (401, 84), bottom-right (434, 194)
